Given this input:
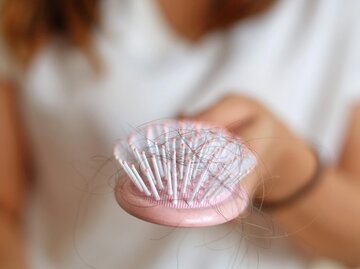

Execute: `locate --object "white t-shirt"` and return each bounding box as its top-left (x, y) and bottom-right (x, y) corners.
top-left (1, 0), bottom-right (360, 268)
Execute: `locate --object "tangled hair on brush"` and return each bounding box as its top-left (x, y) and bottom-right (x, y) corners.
top-left (114, 120), bottom-right (256, 213)
top-left (70, 119), bottom-right (320, 269)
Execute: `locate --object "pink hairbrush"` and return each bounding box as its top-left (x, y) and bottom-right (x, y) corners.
top-left (114, 120), bottom-right (256, 227)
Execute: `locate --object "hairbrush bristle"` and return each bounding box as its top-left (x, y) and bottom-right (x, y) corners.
top-left (114, 120), bottom-right (256, 209)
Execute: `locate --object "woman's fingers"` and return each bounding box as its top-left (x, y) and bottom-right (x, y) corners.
top-left (190, 94), bottom-right (276, 162)
top-left (189, 94), bottom-right (272, 196)
top-left (191, 94), bottom-right (260, 127)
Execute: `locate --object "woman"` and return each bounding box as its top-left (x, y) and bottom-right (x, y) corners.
top-left (1, 0), bottom-right (360, 268)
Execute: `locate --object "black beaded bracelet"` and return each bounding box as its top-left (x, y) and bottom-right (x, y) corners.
top-left (253, 149), bottom-right (323, 211)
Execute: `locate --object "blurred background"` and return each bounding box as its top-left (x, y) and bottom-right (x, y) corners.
top-left (0, 0), bottom-right (359, 269)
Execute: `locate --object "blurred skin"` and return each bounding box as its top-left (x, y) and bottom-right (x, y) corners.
top-left (158, 0), bottom-right (213, 40)
top-left (158, 0), bottom-right (276, 40)
top-left (1, 0), bottom-right (360, 268)
top-left (0, 83), bottom-right (26, 269)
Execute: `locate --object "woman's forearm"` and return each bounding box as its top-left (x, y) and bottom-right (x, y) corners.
top-left (0, 82), bottom-right (27, 268)
top-left (0, 211), bottom-right (26, 269)
top-left (0, 81), bottom-right (26, 217)
top-left (272, 167), bottom-right (360, 267)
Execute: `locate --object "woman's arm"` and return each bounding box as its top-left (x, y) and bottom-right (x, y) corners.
top-left (0, 81), bottom-right (27, 269)
top-left (193, 94), bottom-right (360, 267)
top-left (273, 169), bottom-right (360, 266)
top-left (273, 105), bottom-right (360, 266)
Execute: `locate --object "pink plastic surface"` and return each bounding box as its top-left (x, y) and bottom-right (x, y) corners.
top-left (115, 178), bottom-right (249, 227)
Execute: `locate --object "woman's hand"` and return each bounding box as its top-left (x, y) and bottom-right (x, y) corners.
top-left (191, 94), bottom-right (360, 266)
top-left (191, 94), bottom-right (317, 204)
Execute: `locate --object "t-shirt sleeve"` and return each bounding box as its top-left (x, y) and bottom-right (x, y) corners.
top-left (341, 4), bottom-right (360, 102)
top-left (318, 0), bottom-right (360, 162)
top-left (335, 0), bottom-right (360, 119)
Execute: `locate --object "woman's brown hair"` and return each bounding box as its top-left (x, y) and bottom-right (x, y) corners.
top-left (1, 0), bottom-right (275, 66)
top-left (0, 0), bottom-right (99, 66)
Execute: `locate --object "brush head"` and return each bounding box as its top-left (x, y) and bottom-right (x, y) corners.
top-left (114, 120), bottom-right (256, 227)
